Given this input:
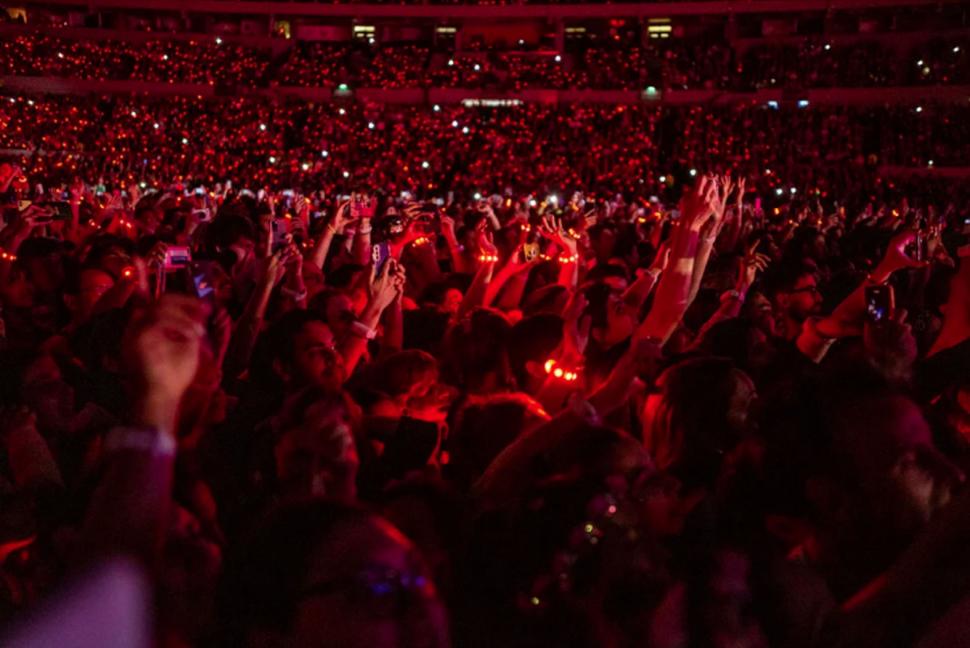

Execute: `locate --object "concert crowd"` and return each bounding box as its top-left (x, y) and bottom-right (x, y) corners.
top-left (0, 17), bottom-right (969, 648)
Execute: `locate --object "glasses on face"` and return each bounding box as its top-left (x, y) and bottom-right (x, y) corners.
top-left (300, 565), bottom-right (433, 617)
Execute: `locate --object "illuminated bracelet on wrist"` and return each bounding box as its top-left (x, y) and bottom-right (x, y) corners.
top-left (412, 236), bottom-right (431, 247)
top-left (543, 359), bottom-right (581, 382)
top-left (558, 254), bottom-right (580, 265)
top-left (478, 253), bottom-right (499, 263)
top-left (0, 249), bottom-right (15, 261)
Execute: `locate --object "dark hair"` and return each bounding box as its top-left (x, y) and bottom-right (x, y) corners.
top-left (217, 499), bottom-right (374, 644)
top-left (250, 310), bottom-right (329, 388)
top-left (506, 314), bottom-right (564, 390)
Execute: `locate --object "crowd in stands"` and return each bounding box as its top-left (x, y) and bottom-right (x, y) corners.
top-left (2, 97), bottom-right (968, 202)
top-left (2, 32), bottom-right (968, 90)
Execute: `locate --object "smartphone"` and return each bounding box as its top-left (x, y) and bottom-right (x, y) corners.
top-left (865, 285), bottom-right (894, 324)
top-left (372, 242), bottom-right (391, 275)
top-left (163, 245), bottom-right (192, 272)
top-left (192, 266), bottom-right (215, 303)
top-left (271, 218), bottom-right (288, 252)
top-left (913, 230), bottom-right (928, 263)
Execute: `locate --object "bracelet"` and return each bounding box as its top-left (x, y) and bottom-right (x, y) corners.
top-left (281, 286), bottom-right (308, 301)
top-left (326, 224), bottom-right (338, 235)
top-left (104, 426), bottom-right (176, 457)
top-left (0, 249), bottom-right (16, 262)
top-left (558, 254), bottom-right (580, 265)
top-left (721, 289), bottom-right (745, 303)
top-left (350, 320), bottom-right (377, 340)
top-left (411, 236), bottom-right (431, 247)
top-left (544, 358), bottom-right (581, 382)
top-left (478, 253), bottom-right (499, 263)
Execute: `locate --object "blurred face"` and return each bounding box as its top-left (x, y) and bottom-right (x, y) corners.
top-left (291, 517), bottom-right (449, 648)
top-left (26, 254), bottom-right (64, 295)
top-left (97, 245), bottom-right (131, 280)
top-left (843, 395), bottom-right (963, 539)
top-left (601, 292), bottom-right (636, 345)
top-left (0, 267), bottom-right (34, 309)
top-left (228, 237), bottom-right (255, 268)
top-left (325, 294), bottom-right (356, 339)
top-left (745, 292), bottom-right (776, 337)
top-left (781, 273), bottom-right (822, 322)
top-left (274, 400), bottom-right (358, 499)
top-left (75, 268), bottom-right (115, 319)
top-left (441, 288), bottom-right (463, 315)
top-left (288, 321), bottom-right (345, 391)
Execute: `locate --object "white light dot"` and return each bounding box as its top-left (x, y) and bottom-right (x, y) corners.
top-left (549, 194), bottom-right (558, 204)
top-left (269, 156), bottom-right (276, 164)
top-left (367, 121), bottom-right (375, 129)
top-left (473, 192), bottom-right (482, 200)
top-left (343, 171), bottom-right (350, 178)
top-left (462, 126), bottom-right (469, 134)
top-left (57, 52), bottom-right (64, 59)
top-left (824, 43), bottom-right (831, 51)
top-left (790, 187), bottom-right (797, 194)
top-left (368, 37), bottom-right (375, 45)
top-left (321, 150), bottom-right (329, 157)
top-left (182, 137), bottom-right (188, 144)
top-left (775, 188), bottom-right (784, 196)
top-left (422, 161), bottom-right (430, 169)
top-left (659, 175), bottom-right (666, 183)
top-left (555, 54), bottom-right (562, 62)
top-left (162, 54), bottom-right (168, 61)
top-left (928, 160), bottom-right (934, 167)
top-left (215, 37), bottom-right (222, 45)
top-left (529, 199), bottom-right (537, 207)
top-left (448, 59), bottom-right (454, 66)
top-left (338, 108), bottom-right (346, 115)
top-left (433, 104), bottom-right (440, 111)
top-left (139, 181), bottom-right (147, 188)
top-left (451, 120), bottom-right (459, 128)
top-left (473, 64), bottom-right (480, 71)
top-left (259, 123), bottom-right (267, 131)
top-left (689, 168), bottom-right (697, 177)
top-left (954, 46), bottom-right (961, 53)
top-left (153, 122), bottom-right (159, 129)
top-left (27, 99), bottom-right (34, 106)
top-left (301, 162), bottom-right (310, 171)
top-left (915, 106), bottom-right (923, 113)
top-left (917, 59), bottom-right (924, 66)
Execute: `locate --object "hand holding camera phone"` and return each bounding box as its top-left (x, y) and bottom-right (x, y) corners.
top-left (865, 284), bottom-right (894, 324)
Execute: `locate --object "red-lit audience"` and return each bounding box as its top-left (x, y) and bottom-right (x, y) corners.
top-left (1, 93), bottom-right (969, 645)
top-left (2, 32), bottom-right (968, 89)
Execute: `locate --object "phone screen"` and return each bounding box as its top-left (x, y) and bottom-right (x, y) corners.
top-left (865, 285), bottom-right (894, 324)
top-left (164, 246), bottom-right (192, 272)
top-left (372, 242), bottom-right (391, 275)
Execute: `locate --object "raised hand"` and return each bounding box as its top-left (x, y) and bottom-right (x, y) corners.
top-left (879, 229), bottom-right (929, 276)
top-left (737, 240), bottom-right (771, 293)
top-left (368, 258), bottom-right (403, 313)
top-left (539, 215), bottom-right (577, 254)
top-left (679, 174), bottom-right (720, 231)
top-left (122, 295), bottom-right (206, 432)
